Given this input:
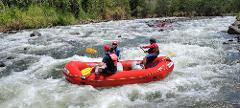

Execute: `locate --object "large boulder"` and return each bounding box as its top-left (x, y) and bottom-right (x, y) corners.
top-left (0, 61), bottom-right (5, 67)
top-left (228, 25), bottom-right (240, 34)
top-left (30, 31), bottom-right (41, 37)
top-left (228, 21), bottom-right (240, 34)
top-left (231, 21), bottom-right (240, 26)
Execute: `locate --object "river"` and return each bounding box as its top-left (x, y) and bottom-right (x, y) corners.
top-left (0, 17), bottom-right (239, 108)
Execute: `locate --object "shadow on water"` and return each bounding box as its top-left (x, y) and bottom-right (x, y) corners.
top-left (26, 37), bottom-right (105, 59)
top-left (45, 63), bottom-right (66, 79)
top-left (0, 56), bottom-right (39, 78)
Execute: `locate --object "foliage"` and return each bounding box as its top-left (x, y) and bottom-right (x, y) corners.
top-left (1, 0), bottom-right (240, 31)
top-left (237, 13), bottom-right (240, 21)
top-left (0, 5), bottom-right (76, 30)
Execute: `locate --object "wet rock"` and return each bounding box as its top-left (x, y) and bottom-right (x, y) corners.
top-left (23, 47), bottom-right (28, 50)
top-left (30, 31), bottom-right (41, 37)
top-left (69, 32), bottom-right (80, 35)
top-left (147, 23), bottom-right (154, 27)
top-left (237, 61), bottom-right (240, 63)
top-left (82, 31), bottom-right (93, 37)
top-left (7, 30), bottom-right (18, 34)
top-left (231, 21), bottom-right (240, 26)
top-left (5, 56), bottom-right (38, 72)
top-left (0, 61), bottom-right (5, 67)
top-left (118, 35), bottom-right (122, 38)
top-left (222, 42), bottom-right (229, 45)
top-left (166, 92), bottom-right (177, 98)
top-left (158, 29), bottom-right (164, 31)
top-left (228, 21), bottom-right (240, 34)
top-left (6, 56), bottom-right (14, 60)
top-left (228, 26), bottom-right (240, 34)
top-left (235, 37), bottom-right (240, 43)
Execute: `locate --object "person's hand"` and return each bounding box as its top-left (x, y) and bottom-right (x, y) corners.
top-left (95, 62), bottom-right (103, 67)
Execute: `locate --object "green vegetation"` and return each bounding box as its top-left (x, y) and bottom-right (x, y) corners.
top-left (237, 14), bottom-right (240, 21)
top-left (0, 0), bottom-right (240, 32)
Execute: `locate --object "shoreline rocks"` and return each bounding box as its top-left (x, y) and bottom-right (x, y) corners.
top-left (0, 16), bottom-right (220, 34)
top-left (0, 61), bottom-right (5, 67)
top-left (228, 20), bottom-right (240, 35)
top-left (30, 31), bottom-right (41, 37)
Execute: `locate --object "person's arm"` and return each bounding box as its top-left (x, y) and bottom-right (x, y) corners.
top-left (99, 62), bottom-right (106, 69)
top-left (98, 56), bottom-right (108, 69)
top-left (143, 44), bottom-right (155, 49)
top-left (116, 48), bottom-right (120, 57)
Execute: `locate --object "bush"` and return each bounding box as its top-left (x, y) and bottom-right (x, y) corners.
top-left (237, 12), bottom-right (240, 21)
top-left (23, 5), bottom-right (46, 28)
top-left (0, 7), bottom-right (25, 29)
top-left (0, 9), bottom-right (12, 26)
top-left (0, 1), bottom-right (5, 12)
top-left (0, 5), bottom-right (77, 31)
top-left (112, 7), bottom-right (126, 20)
top-left (57, 12), bottom-right (76, 25)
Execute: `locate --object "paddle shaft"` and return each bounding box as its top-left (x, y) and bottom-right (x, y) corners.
top-left (140, 47), bottom-right (147, 53)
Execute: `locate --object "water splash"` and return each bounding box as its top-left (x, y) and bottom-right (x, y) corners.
top-left (0, 17), bottom-right (239, 108)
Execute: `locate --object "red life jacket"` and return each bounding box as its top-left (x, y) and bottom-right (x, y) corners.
top-left (109, 53), bottom-right (118, 66)
top-left (147, 43), bottom-right (159, 55)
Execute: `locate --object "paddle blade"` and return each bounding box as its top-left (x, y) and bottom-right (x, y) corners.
top-left (163, 51), bottom-right (176, 60)
top-left (81, 67), bottom-right (94, 76)
top-left (167, 51), bottom-right (176, 57)
top-left (85, 48), bottom-right (97, 54)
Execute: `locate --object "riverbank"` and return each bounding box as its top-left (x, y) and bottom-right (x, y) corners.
top-left (0, 19), bottom-right (121, 33)
top-left (227, 13), bottom-right (240, 34)
top-left (0, 16), bottom-right (224, 34)
top-left (1, 0), bottom-right (240, 33)
top-left (0, 17), bottom-right (239, 108)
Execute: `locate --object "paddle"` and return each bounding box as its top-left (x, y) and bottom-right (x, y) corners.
top-left (81, 67), bottom-right (94, 80)
top-left (140, 46), bottom-right (176, 60)
top-left (140, 46), bottom-right (176, 57)
top-left (140, 47), bottom-right (147, 53)
top-left (167, 51), bottom-right (176, 57)
top-left (85, 47), bottom-right (97, 54)
top-left (163, 51), bottom-right (176, 60)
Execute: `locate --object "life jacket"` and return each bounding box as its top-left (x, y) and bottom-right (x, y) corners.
top-left (147, 43), bottom-right (159, 55)
top-left (109, 53), bottom-right (118, 66)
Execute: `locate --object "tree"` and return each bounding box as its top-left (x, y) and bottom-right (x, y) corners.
top-left (155, 0), bottom-right (170, 17)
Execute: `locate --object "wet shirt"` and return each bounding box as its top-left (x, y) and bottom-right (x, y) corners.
top-left (113, 48), bottom-right (121, 58)
top-left (102, 53), bottom-right (117, 73)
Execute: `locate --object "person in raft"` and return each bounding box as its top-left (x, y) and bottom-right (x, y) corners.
top-left (140, 38), bottom-right (160, 68)
top-left (95, 44), bottom-right (118, 75)
top-left (110, 40), bottom-right (121, 59)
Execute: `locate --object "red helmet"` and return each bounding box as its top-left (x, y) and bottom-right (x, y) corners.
top-left (103, 44), bottom-right (111, 51)
top-left (112, 41), bottom-right (118, 45)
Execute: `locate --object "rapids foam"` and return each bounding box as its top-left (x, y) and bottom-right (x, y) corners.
top-left (0, 16), bottom-right (239, 108)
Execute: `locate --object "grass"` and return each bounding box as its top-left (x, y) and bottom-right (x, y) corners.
top-left (0, 5), bottom-right (77, 32)
top-left (237, 12), bottom-right (240, 21)
top-left (0, 4), bottom-right (129, 32)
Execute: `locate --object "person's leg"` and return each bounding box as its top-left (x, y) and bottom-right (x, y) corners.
top-left (95, 66), bottom-right (98, 73)
top-left (142, 57), bottom-right (147, 69)
top-left (147, 54), bottom-right (157, 63)
top-left (144, 54), bottom-right (157, 68)
top-left (102, 68), bottom-right (110, 74)
top-left (95, 66), bottom-right (102, 75)
top-left (94, 63), bottom-right (106, 74)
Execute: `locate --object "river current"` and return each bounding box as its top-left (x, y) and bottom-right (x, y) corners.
top-left (0, 17), bottom-right (239, 108)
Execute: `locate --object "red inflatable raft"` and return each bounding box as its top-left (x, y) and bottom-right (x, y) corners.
top-left (63, 56), bottom-right (174, 87)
